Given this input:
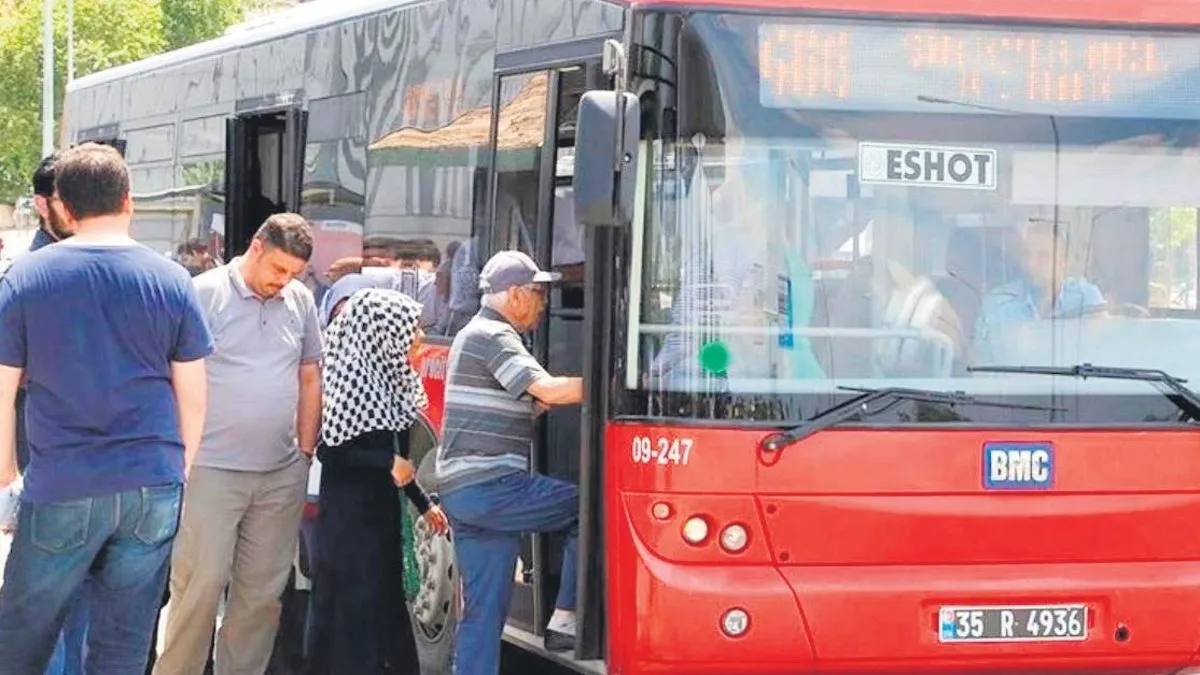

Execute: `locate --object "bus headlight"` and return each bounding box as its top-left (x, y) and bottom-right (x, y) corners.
top-left (682, 516), bottom-right (709, 545)
top-left (720, 524), bottom-right (748, 552)
top-left (721, 608), bottom-right (750, 637)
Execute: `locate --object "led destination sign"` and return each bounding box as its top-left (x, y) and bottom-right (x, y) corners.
top-left (758, 22), bottom-right (1200, 118)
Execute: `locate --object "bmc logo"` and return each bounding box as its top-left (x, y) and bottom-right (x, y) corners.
top-left (983, 443), bottom-right (1054, 490)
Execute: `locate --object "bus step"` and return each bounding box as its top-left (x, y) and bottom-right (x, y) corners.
top-left (501, 625), bottom-right (607, 674)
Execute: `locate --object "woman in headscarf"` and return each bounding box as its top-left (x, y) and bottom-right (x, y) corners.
top-left (306, 288), bottom-right (449, 674)
top-left (300, 272), bottom-right (391, 662)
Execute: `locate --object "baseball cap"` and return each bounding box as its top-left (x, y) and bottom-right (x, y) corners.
top-left (478, 250), bottom-right (561, 293)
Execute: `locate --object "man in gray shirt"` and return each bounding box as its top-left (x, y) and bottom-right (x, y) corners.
top-left (155, 214), bottom-right (322, 675)
top-left (436, 250), bottom-right (584, 675)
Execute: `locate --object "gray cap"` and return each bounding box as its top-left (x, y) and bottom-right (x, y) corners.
top-left (478, 250), bottom-right (561, 293)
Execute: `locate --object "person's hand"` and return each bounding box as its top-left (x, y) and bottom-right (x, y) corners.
top-left (0, 465), bottom-right (18, 491)
top-left (533, 400), bottom-right (550, 417)
top-left (392, 456), bottom-right (416, 486)
top-left (423, 505), bottom-right (449, 536)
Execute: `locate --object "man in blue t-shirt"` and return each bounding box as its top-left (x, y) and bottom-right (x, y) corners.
top-left (0, 143), bottom-right (213, 674)
top-left (13, 153), bottom-right (90, 675)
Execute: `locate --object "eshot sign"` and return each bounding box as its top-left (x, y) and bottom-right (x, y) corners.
top-left (858, 142), bottom-right (997, 190)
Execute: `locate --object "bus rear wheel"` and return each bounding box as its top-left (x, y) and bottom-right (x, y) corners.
top-left (408, 452), bottom-right (459, 675)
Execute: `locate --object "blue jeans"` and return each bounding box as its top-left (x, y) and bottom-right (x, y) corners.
top-left (44, 586), bottom-right (89, 675)
top-left (440, 472), bottom-right (578, 675)
top-left (0, 484), bottom-right (182, 675)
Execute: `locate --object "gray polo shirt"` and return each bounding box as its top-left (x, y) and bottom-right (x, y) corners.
top-left (193, 259), bottom-right (323, 471)
top-left (436, 307), bottom-right (549, 494)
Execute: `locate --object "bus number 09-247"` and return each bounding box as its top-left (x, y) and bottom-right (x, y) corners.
top-left (631, 436), bottom-right (693, 465)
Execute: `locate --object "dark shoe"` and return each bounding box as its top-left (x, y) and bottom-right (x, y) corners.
top-left (544, 628), bottom-right (576, 652)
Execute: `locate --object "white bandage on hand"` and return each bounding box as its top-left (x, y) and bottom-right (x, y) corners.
top-left (0, 477), bottom-right (23, 533)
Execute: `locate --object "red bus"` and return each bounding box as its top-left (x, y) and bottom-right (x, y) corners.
top-left (66, 0), bottom-right (1200, 673)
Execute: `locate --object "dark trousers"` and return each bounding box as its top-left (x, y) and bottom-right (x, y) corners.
top-left (306, 463), bottom-right (419, 674)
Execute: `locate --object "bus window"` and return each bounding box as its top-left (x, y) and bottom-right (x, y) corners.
top-left (1147, 208), bottom-right (1198, 311)
top-left (548, 66), bottom-right (591, 298)
top-left (363, 79), bottom-right (491, 339)
top-left (301, 93), bottom-right (369, 308)
top-left (490, 71), bottom-right (550, 259)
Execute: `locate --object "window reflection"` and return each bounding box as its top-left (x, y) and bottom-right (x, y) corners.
top-left (634, 130), bottom-right (1200, 397)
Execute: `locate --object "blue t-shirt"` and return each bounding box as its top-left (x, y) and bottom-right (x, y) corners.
top-left (972, 276), bottom-right (1106, 363)
top-left (0, 243), bottom-right (214, 503)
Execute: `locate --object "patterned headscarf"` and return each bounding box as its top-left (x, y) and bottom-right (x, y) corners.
top-left (321, 288), bottom-right (428, 447)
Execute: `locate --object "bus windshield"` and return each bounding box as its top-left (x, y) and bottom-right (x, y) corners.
top-left (630, 12), bottom-right (1200, 411)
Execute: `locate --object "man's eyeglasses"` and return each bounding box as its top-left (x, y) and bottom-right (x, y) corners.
top-left (523, 284), bottom-right (548, 300)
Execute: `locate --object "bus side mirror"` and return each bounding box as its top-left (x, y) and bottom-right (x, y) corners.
top-left (573, 91), bottom-right (640, 228)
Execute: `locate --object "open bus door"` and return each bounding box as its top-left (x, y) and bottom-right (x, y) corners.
top-left (484, 39), bottom-right (613, 669)
top-left (223, 105), bottom-right (308, 260)
top-left (223, 117), bottom-right (248, 261)
top-left (282, 107), bottom-right (309, 216)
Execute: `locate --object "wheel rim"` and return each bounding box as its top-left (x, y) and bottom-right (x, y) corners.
top-left (410, 504), bottom-right (456, 641)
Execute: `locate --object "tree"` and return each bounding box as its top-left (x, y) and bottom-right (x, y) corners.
top-left (0, 0), bottom-right (268, 203)
top-left (162, 0), bottom-right (243, 52)
top-left (0, 0), bottom-right (166, 202)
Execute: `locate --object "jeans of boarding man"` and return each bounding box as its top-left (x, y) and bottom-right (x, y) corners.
top-left (440, 472), bottom-right (578, 675)
top-left (0, 484), bottom-right (181, 675)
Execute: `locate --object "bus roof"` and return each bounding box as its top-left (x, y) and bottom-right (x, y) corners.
top-left (68, 0), bottom-right (441, 92)
top-left (634, 0), bottom-right (1200, 26)
top-left (67, 0), bottom-right (1198, 93)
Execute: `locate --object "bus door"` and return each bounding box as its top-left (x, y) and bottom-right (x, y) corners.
top-left (484, 44), bottom-right (609, 653)
top-left (223, 104), bottom-right (308, 260)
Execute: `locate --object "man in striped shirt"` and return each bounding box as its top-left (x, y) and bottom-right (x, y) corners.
top-left (436, 250), bottom-right (583, 674)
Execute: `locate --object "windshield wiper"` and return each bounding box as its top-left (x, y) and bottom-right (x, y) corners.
top-left (760, 386), bottom-right (1061, 454)
top-left (968, 362), bottom-right (1200, 421)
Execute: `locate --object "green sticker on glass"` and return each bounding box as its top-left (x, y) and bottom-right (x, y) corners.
top-left (699, 340), bottom-right (730, 375)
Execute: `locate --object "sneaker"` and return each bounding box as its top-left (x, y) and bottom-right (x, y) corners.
top-left (544, 628), bottom-right (576, 652)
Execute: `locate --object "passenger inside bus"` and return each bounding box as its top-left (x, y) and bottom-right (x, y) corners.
top-left (972, 218), bottom-right (1107, 362)
top-left (550, 187), bottom-right (585, 285)
top-left (438, 235), bottom-right (481, 336)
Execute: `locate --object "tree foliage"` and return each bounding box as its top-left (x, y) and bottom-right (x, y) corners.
top-left (0, 0), bottom-right (255, 203)
top-left (162, 0), bottom-right (243, 52)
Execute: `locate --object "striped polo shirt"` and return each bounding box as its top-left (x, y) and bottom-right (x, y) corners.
top-left (435, 307), bottom-right (548, 494)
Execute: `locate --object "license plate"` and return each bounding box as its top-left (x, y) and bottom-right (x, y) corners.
top-left (938, 604), bottom-right (1088, 643)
